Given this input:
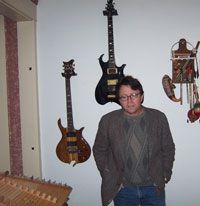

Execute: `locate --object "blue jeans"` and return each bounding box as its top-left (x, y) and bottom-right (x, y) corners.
top-left (113, 185), bottom-right (165, 206)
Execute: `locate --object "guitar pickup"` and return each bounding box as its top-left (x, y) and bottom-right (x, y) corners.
top-left (107, 68), bottom-right (117, 74)
top-left (67, 137), bottom-right (77, 142)
top-left (107, 79), bottom-right (118, 85)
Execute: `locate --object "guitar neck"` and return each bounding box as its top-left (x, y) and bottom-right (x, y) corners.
top-left (65, 78), bottom-right (74, 131)
top-left (107, 15), bottom-right (116, 68)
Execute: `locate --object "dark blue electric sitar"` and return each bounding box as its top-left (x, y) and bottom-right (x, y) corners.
top-left (95, 0), bottom-right (126, 105)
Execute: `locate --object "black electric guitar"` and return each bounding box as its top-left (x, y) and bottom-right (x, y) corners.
top-left (56, 59), bottom-right (91, 166)
top-left (95, 0), bottom-right (126, 105)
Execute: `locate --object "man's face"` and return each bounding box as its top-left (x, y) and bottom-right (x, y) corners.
top-left (118, 85), bottom-right (144, 116)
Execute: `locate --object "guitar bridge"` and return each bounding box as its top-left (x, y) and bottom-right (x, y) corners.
top-left (107, 68), bottom-right (117, 74)
top-left (107, 94), bottom-right (116, 99)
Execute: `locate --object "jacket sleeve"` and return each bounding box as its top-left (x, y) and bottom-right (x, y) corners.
top-left (160, 113), bottom-right (175, 183)
top-left (93, 116), bottom-right (110, 177)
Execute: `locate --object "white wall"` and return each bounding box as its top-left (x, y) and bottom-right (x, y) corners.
top-left (37, 0), bottom-right (200, 205)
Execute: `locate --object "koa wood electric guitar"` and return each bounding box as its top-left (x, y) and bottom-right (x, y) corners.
top-left (56, 59), bottom-right (91, 166)
top-left (95, 0), bottom-right (126, 105)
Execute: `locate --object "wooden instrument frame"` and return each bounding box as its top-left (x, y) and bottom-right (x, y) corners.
top-left (172, 38), bottom-right (195, 84)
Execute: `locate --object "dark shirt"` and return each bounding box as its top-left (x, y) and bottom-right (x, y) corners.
top-left (122, 112), bottom-right (152, 186)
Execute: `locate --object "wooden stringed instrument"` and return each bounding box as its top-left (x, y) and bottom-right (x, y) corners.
top-left (95, 0), bottom-right (126, 105)
top-left (0, 171), bottom-right (72, 206)
top-left (56, 59), bottom-right (91, 166)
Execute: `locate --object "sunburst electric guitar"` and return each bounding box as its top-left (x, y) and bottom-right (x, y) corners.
top-left (95, 0), bottom-right (126, 105)
top-left (56, 59), bottom-right (91, 166)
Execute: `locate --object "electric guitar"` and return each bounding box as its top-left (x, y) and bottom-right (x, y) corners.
top-left (56, 59), bottom-right (91, 166)
top-left (95, 0), bottom-right (126, 105)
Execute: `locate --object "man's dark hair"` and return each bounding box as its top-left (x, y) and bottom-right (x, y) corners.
top-left (116, 75), bottom-right (144, 98)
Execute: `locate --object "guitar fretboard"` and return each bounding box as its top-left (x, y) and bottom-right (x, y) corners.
top-left (107, 15), bottom-right (115, 68)
top-left (65, 79), bottom-right (74, 131)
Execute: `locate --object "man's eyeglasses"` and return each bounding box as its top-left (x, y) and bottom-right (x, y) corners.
top-left (119, 93), bottom-right (141, 102)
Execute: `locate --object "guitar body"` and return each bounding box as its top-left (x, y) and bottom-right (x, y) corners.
top-left (95, 54), bottom-right (125, 105)
top-left (56, 118), bottom-right (91, 165)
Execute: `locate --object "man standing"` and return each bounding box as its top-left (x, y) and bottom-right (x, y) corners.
top-left (93, 76), bottom-right (175, 206)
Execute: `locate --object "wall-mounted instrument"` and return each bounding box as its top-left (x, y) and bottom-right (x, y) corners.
top-left (56, 60), bottom-right (91, 166)
top-left (95, 0), bottom-right (126, 105)
top-left (0, 171), bottom-right (72, 206)
top-left (162, 38), bottom-right (200, 123)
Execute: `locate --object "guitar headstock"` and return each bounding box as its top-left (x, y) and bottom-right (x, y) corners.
top-left (104, 0), bottom-right (118, 16)
top-left (62, 59), bottom-right (77, 79)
